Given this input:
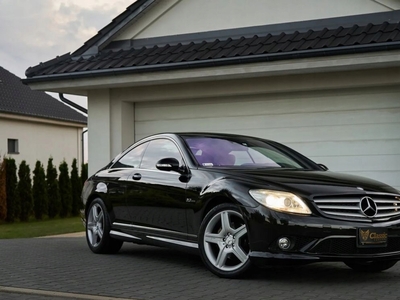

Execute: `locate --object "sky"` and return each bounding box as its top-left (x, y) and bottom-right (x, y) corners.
top-left (0, 0), bottom-right (134, 107)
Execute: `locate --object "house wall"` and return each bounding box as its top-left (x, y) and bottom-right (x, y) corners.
top-left (0, 116), bottom-right (83, 171)
top-left (115, 0), bottom-right (392, 40)
top-left (85, 66), bottom-right (400, 190)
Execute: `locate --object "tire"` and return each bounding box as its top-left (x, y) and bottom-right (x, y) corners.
top-left (345, 260), bottom-right (398, 272)
top-left (86, 198), bottom-right (123, 254)
top-left (199, 203), bottom-right (252, 278)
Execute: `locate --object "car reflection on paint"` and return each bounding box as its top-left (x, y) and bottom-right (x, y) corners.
top-left (81, 133), bottom-right (400, 278)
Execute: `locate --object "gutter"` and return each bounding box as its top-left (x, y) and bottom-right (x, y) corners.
top-left (59, 93), bottom-right (88, 114)
top-left (23, 41), bottom-right (400, 84)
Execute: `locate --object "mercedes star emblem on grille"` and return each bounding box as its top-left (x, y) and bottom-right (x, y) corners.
top-left (360, 196), bottom-right (378, 218)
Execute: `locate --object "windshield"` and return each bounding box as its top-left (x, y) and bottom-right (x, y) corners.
top-left (183, 136), bottom-right (312, 169)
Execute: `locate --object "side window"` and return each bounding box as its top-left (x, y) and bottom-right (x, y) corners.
top-left (140, 139), bottom-right (183, 170)
top-left (112, 142), bottom-right (148, 169)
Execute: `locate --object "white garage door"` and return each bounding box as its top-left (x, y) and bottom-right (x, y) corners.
top-left (134, 87), bottom-right (400, 190)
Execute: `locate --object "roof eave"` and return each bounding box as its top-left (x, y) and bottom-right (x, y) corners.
top-left (23, 42), bottom-right (400, 85)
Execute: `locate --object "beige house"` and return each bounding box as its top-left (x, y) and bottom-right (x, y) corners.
top-left (0, 66), bottom-right (87, 169)
top-left (24, 0), bottom-right (400, 190)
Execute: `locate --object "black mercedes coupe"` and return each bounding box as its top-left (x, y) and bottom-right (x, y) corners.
top-left (81, 133), bottom-right (400, 278)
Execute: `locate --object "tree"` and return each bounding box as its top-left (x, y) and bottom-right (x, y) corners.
top-left (70, 159), bottom-right (82, 216)
top-left (33, 161), bottom-right (48, 220)
top-left (80, 163), bottom-right (88, 187)
top-left (4, 158), bottom-right (18, 222)
top-left (17, 161), bottom-right (33, 221)
top-left (0, 157), bottom-right (7, 221)
top-left (46, 158), bottom-right (61, 219)
top-left (59, 160), bottom-right (72, 218)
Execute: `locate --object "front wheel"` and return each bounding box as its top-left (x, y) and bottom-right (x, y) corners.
top-left (345, 260), bottom-right (398, 272)
top-left (199, 203), bottom-right (252, 278)
top-left (86, 198), bottom-right (123, 254)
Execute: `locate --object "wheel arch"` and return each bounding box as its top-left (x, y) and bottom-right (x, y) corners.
top-left (85, 193), bottom-right (113, 218)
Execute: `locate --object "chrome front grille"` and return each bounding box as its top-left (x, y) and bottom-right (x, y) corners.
top-left (313, 194), bottom-right (400, 221)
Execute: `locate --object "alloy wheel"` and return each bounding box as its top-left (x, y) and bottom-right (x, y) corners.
top-left (203, 209), bottom-right (249, 272)
top-left (87, 203), bottom-right (104, 247)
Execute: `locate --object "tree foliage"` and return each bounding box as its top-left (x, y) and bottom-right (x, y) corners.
top-left (4, 158), bottom-right (18, 222)
top-left (80, 163), bottom-right (88, 187)
top-left (33, 161), bottom-right (48, 220)
top-left (0, 157), bottom-right (7, 221)
top-left (17, 161), bottom-right (33, 221)
top-left (70, 159), bottom-right (82, 216)
top-left (46, 158), bottom-right (61, 219)
top-left (59, 160), bottom-right (72, 218)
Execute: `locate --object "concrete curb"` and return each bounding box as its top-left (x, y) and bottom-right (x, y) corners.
top-left (39, 231), bottom-right (85, 238)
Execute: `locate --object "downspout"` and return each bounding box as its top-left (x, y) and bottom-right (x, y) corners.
top-left (82, 129), bottom-right (88, 164)
top-left (59, 93), bottom-right (88, 164)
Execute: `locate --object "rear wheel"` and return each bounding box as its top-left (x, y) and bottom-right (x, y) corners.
top-left (345, 260), bottom-right (398, 272)
top-left (199, 203), bottom-right (251, 278)
top-left (86, 198), bottom-right (123, 254)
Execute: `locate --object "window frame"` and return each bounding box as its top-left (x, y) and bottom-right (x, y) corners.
top-left (7, 138), bottom-right (19, 154)
top-left (139, 138), bottom-right (186, 171)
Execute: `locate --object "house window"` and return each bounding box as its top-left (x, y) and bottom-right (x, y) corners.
top-left (7, 139), bottom-right (19, 154)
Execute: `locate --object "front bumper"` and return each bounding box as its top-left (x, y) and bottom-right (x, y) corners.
top-left (244, 206), bottom-right (400, 266)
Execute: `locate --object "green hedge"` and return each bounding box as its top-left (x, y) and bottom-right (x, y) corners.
top-left (0, 157), bottom-right (88, 222)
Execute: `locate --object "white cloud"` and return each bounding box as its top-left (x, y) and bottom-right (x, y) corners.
top-left (0, 0), bottom-right (133, 78)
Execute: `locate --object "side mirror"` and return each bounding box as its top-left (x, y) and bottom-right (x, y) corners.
top-left (318, 163), bottom-right (329, 171)
top-left (156, 158), bottom-right (181, 172)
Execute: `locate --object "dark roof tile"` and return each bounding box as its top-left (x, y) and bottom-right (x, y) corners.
top-left (328, 35), bottom-right (350, 47)
top-left (214, 47), bottom-right (236, 59)
top-left (0, 67), bottom-right (86, 124)
top-left (292, 30), bottom-right (313, 41)
top-left (249, 34), bottom-right (272, 46)
top-left (242, 44), bottom-right (263, 55)
top-left (383, 22), bottom-right (400, 32)
top-left (24, 16), bottom-right (400, 81)
top-left (298, 38), bottom-right (321, 50)
top-left (254, 43), bottom-right (277, 54)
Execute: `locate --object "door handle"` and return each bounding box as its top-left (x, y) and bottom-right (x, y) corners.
top-left (132, 173), bottom-right (142, 180)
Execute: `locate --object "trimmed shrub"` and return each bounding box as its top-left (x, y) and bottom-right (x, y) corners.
top-left (33, 161), bottom-right (48, 220)
top-left (0, 157), bottom-right (6, 221)
top-left (17, 161), bottom-right (33, 221)
top-left (46, 158), bottom-right (61, 219)
top-left (4, 158), bottom-right (18, 222)
top-left (70, 159), bottom-right (82, 216)
top-left (59, 160), bottom-right (72, 218)
top-left (80, 163), bottom-right (88, 187)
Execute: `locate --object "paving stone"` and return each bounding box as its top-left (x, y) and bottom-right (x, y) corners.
top-left (0, 238), bottom-right (399, 300)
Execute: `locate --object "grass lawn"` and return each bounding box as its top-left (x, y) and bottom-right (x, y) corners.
top-left (0, 217), bottom-right (84, 239)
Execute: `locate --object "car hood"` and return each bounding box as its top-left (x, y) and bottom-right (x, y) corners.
top-left (226, 169), bottom-right (399, 197)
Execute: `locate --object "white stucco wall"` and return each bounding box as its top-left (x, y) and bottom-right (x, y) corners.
top-left (0, 115), bottom-right (83, 171)
top-left (116, 0), bottom-right (393, 40)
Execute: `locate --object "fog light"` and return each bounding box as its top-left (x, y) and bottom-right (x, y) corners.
top-left (278, 237), bottom-right (291, 250)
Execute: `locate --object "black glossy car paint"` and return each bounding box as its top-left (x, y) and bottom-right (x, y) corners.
top-left (82, 133), bottom-right (400, 270)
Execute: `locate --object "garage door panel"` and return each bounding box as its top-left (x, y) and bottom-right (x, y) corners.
top-left (230, 124), bottom-right (400, 143)
top-left (136, 118), bottom-right (400, 143)
top-left (288, 140), bottom-right (400, 157)
top-left (135, 92), bottom-right (400, 122)
top-left (313, 155), bottom-right (400, 172)
top-left (136, 108), bottom-right (399, 130)
top-left (134, 88), bottom-right (400, 189)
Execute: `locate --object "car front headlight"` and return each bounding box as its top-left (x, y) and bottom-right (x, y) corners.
top-left (249, 189), bottom-right (311, 215)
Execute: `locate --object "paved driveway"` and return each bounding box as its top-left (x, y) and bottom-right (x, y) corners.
top-left (0, 237), bottom-right (399, 300)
